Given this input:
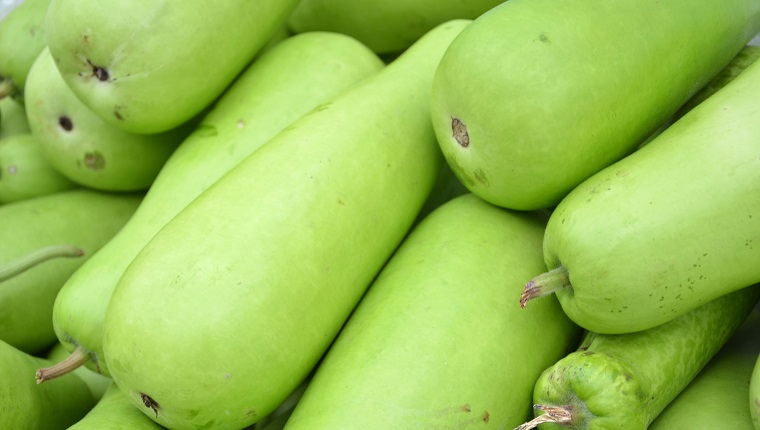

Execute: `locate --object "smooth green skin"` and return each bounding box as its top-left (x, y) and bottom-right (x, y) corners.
top-left (752, 352), bottom-right (760, 430)
top-left (648, 309), bottom-right (760, 430)
top-left (535, 58), bottom-right (760, 334)
top-left (0, 0), bottom-right (50, 98)
top-left (102, 20), bottom-right (470, 430)
top-left (430, 0), bottom-right (760, 210)
top-left (0, 96), bottom-right (31, 138)
top-left (283, 194), bottom-right (581, 430)
top-left (0, 338), bottom-right (96, 429)
top-left (45, 341), bottom-right (110, 401)
top-left (45, 0), bottom-right (300, 134)
top-left (673, 45), bottom-right (760, 118)
top-left (68, 382), bottom-right (164, 430)
top-left (0, 188), bottom-right (141, 354)
top-left (0, 133), bottom-right (78, 204)
top-left (637, 44), bottom-right (760, 149)
top-left (24, 48), bottom-right (189, 192)
top-left (287, 0), bottom-right (504, 54)
top-left (530, 285), bottom-right (760, 430)
top-left (51, 31), bottom-right (384, 377)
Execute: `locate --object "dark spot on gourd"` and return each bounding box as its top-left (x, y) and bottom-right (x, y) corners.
top-left (84, 151), bottom-right (105, 170)
top-left (451, 117), bottom-right (470, 148)
top-left (538, 33), bottom-right (550, 43)
top-left (140, 393), bottom-right (159, 418)
top-left (244, 408), bottom-right (256, 418)
top-left (461, 404), bottom-right (472, 413)
top-left (482, 410), bottom-right (490, 423)
top-left (87, 59), bottom-right (110, 81)
top-left (114, 107), bottom-right (124, 121)
top-left (59, 116), bottom-right (74, 131)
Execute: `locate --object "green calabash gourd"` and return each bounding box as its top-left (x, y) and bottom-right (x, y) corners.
top-left (520, 52), bottom-right (760, 334)
top-left (0, 133), bottom-right (78, 204)
top-left (24, 47), bottom-right (190, 192)
top-left (0, 189), bottom-right (141, 354)
top-left (287, 0), bottom-right (505, 54)
top-left (67, 382), bottom-right (165, 430)
top-left (45, 31), bottom-right (384, 379)
top-left (0, 338), bottom-right (97, 429)
top-left (0, 0), bottom-right (51, 100)
top-left (45, 0), bottom-right (300, 134)
top-left (515, 285), bottom-right (760, 430)
top-left (0, 97), bottom-right (31, 138)
top-left (647, 309), bottom-right (760, 430)
top-left (282, 194), bottom-right (581, 430)
top-left (102, 20), bottom-right (470, 430)
top-left (430, 0), bottom-right (760, 210)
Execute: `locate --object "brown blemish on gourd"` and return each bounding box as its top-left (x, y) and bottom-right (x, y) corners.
top-left (86, 59), bottom-right (110, 82)
top-left (451, 117), bottom-right (470, 148)
top-left (482, 410), bottom-right (490, 423)
top-left (140, 393), bottom-right (159, 418)
top-left (461, 404), bottom-right (472, 413)
top-left (84, 151), bottom-right (105, 170)
top-left (113, 107), bottom-right (124, 121)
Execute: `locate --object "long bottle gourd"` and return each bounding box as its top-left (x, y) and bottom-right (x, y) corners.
top-left (102, 20), bottom-right (470, 430)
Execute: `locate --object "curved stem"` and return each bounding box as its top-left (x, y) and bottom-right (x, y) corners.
top-left (520, 265), bottom-right (570, 308)
top-left (0, 244), bottom-right (84, 282)
top-left (514, 404), bottom-right (574, 430)
top-left (36, 345), bottom-right (91, 384)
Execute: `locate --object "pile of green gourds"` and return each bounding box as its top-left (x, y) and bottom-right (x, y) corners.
top-left (1, 0), bottom-right (760, 429)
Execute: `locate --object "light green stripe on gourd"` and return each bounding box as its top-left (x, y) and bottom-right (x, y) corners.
top-left (0, 133), bottom-right (78, 204)
top-left (517, 285), bottom-right (760, 430)
top-left (521, 53), bottom-right (760, 334)
top-left (102, 20), bottom-right (470, 430)
top-left (648, 309), bottom-right (760, 429)
top-left (287, 0), bottom-right (505, 54)
top-left (283, 194), bottom-right (581, 430)
top-left (0, 338), bottom-right (96, 429)
top-left (0, 189), bottom-right (141, 354)
top-left (430, 0), bottom-right (760, 210)
top-left (45, 0), bottom-right (301, 134)
top-left (50, 31), bottom-right (384, 378)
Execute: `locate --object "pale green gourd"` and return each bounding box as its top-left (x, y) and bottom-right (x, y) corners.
top-left (102, 20), bottom-right (470, 430)
top-left (45, 0), bottom-right (300, 133)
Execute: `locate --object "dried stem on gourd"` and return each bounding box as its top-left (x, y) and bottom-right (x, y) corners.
top-left (36, 346), bottom-right (91, 384)
top-left (520, 265), bottom-right (571, 308)
top-left (514, 404), bottom-right (574, 430)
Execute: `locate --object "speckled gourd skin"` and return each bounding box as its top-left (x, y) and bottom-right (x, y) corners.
top-left (539, 58), bottom-right (760, 334)
top-left (532, 285), bottom-right (760, 430)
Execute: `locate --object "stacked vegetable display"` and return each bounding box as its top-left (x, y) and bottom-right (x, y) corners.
top-left (1, 0), bottom-right (760, 429)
